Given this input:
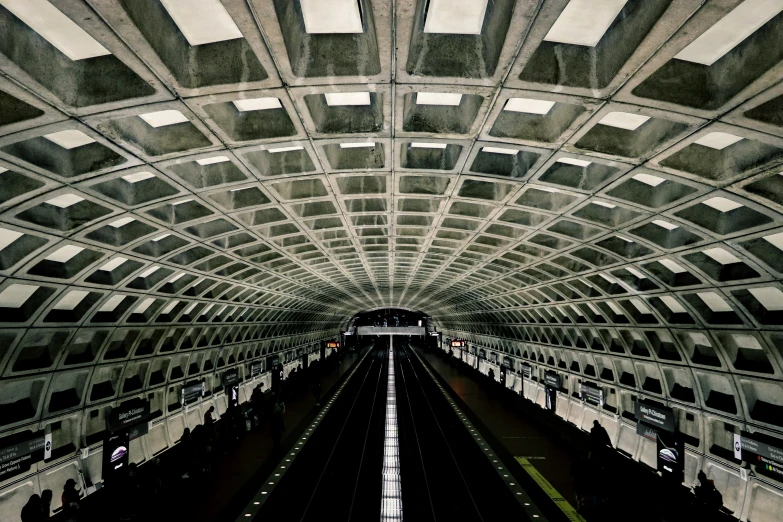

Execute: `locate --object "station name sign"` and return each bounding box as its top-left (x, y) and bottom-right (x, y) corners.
top-left (736, 433), bottom-right (783, 478)
top-left (250, 362), bottom-right (263, 377)
top-left (544, 371), bottom-right (561, 389)
top-left (0, 431), bottom-right (49, 481)
top-left (107, 400), bottom-right (151, 433)
top-left (635, 402), bottom-right (675, 433)
top-left (327, 342), bottom-right (340, 349)
top-left (222, 368), bottom-right (239, 386)
top-left (450, 339), bottom-right (466, 348)
top-left (520, 363), bottom-right (532, 379)
top-left (182, 381), bottom-right (205, 405)
top-left (580, 382), bottom-right (604, 407)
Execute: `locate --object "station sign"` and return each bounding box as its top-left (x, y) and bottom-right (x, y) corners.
top-left (580, 382), bottom-right (604, 407)
top-left (635, 401), bottom-right (675, 433)
top-left (0, 431), bottom-right (49, 481)
top-left (182, 380), bottom-right (205, 405)
top-left (327, 342), bottom-right (340, 349)
top-left (543, 371), bottom-right (561, 389)
top-left (520, 363), bottom-right (532, 379)
top-left (735, 433), bottom-right (783, 477)
top-left (250, 361), bottom-right (263, 377)
top-left (221, 368), bottom-right (239, 386)
top-left (450, 339), bottom-right (466, 348)
top-left (107, 399), bottom-right (150, 433)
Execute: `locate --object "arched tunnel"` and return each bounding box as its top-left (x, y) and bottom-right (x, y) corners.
top-left (1, 1), bottom-right (783, 521)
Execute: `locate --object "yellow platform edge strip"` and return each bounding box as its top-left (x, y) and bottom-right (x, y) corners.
top-left (514, 456), bottom-right (587, 522)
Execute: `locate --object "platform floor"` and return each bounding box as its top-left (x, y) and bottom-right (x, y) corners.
top-left (419, 350), bottom-right (579, 508)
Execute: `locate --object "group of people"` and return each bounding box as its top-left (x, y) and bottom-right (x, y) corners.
top-left (18, 353), bottom-right (338, 522)
top-left (20, 479), bottom-right (80, 522)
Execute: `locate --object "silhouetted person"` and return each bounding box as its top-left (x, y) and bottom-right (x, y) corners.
top-left (271, 394), bottom-right (286, 451)
top-left (21, 494), bottom-right (41, 522)
top-left (40, 489), bottom-right (52, 520)
top-left (61, 479), bottom-right (81, 522)
top-left (312, 381), bottom-right (322, 406)
top-left (251, 384), bottom-right (266, 428)
top-left (590, 420), bottom-right (612, 459)
top-left (488, 368), bottom-right (495, 382)
top-left (694, 470), bottom-right (722, 513)
top-left (204, 406), bottom-right (215, 426)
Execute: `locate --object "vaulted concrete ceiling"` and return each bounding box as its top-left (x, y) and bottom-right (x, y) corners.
top-left (2, 0), bottom-right (783, 446)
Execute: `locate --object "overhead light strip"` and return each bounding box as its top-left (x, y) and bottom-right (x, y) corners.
top-left (1, 0), bottom-right (111, 61)
top-left (380, 337), bottom-right (402, 521)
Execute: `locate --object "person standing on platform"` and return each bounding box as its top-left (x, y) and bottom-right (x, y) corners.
top-left (61, 479), bottom-right (81, 522)
top-left (39, 489), bottom-right (52, 520)
top-left (20, 494), bottom-right (41, 522)
top-left (271, 393), bottom-right (286, 452)
top-left (589, 420), bottom-right (612, 460)
top-left (312, 381), bottom-right (322, 406)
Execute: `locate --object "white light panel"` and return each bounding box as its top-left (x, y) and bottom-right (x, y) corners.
top-left (139, 266), bottom-right (160, 278)
top-left (652, 219), bottom-right (678, 230)
top-left (0, 284), bottom-right (38, 308)
top-left (233, 98), bottom-right (282, 112)
top-left (160, 0), bottom-right (243, 46)
top-left (152, 234), bottom-right (171, 241)
top-left (703, 247), bottom-right (741, 265)
top-left (99, 257), bottom-right (127, 272)
top-left (764, 232), bottom-right (783, 251)
top-left (99, 294), bottom-right (125, 312)
top-left (161, 300), bottom-right (180, 315)
top-left (597, 112), bottom-right (650, 131)
top-left (416, 92), bottom-right (463, 106)
top-left (0, 228), bottom-right (23, 252)
top-left (693, 132), bottom-right (743, 150)
top-left (606, 301), bottom-right (623, 315)
top-left (630, 298), bottom-right (651, 314)
top-left (324, 92), bottom-right (371, 106)
top-left (423, 0), bottom-right (489, 35)
top-left (134, 297), bottom-right (155, 314)
top-left (53, 290), bottom-right (89, 311)
top-left (698, 292), bottom-right (732, 312)
top-left (660, 259), bottom-right (686, 274)
top-left (1, 0), bottom-right (111, 61)
top-left (482, 147), bottom-right (518, 155)
top-left (660, 296), bottom-right (687, 314)
top-left (689, 332), bottom-right (711, 346)
top-left (410, 142), bottom-right (447, 149)
top-left (733, 333), bottom-right (762, 350)
top-left (504, 97), bottom-right (555, 115)
top-left (139, 110), bottom-right (189, 128)
top-left (626, 266), bottom-right (646, 279)
top-left (168, 272), bottom-right (186, 283)
top-left (268, 146), bottom-right (305, 153)
top-left (674, 0), bottom-right (783, 66)
top-left (339, 142), bottom-right (376, 148)
top-left (109, 217), bottom-right (135, 228)
top-left (632, 173), bottom-right (665, 187)
top-left (196, 156), bottom-right (230, 165)
top-left (45, 245), bottom-right (84, 263)
top-left (43, 130), bottom-right (95, 149)
top-left (592, 201), bottom-right (616, 209)
top-left (544, 0), bottom-right (628, 47)
top-left (702, 197), bottom-right (743, 213)
top-left (122, 171), bottom-right (156, 183)
top-left (300, 0), bottom-right (363, 34)
top-left (558, 157), bottom-right (591, 167)
top-left (749, 287), bottom-right (783, 311)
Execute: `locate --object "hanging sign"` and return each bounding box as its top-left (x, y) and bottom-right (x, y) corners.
top-left (635, 401), bottom-right (675, 433)
top-left (107, 400), bottom-right (150, 433)
top-left (0, 431), bottom-right (47, 481)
